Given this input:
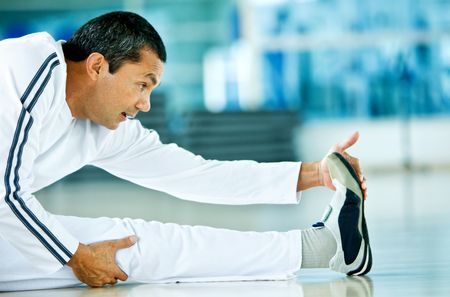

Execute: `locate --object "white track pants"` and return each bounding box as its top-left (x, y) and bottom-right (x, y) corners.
top-left (0, 215), bottom-right (302, 291)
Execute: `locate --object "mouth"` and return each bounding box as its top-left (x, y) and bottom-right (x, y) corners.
top-left (121, 112), bottom-right (136, 120)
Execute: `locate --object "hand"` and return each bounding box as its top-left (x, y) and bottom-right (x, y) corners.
top-left (67, 235), bottom-right (138, 288)
top-left (319, 131), bottom-right (368, 200)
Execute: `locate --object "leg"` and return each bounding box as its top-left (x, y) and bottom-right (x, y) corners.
top-left (0, 215), bottom-right (302, 291)
top-left (0, 152), bottom-right (371, 291)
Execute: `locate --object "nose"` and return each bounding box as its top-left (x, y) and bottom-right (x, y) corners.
top-left (136, 95), bottom-right (151, 112)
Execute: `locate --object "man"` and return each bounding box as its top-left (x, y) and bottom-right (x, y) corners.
top-left (0, 11), bottom-right (370, 290)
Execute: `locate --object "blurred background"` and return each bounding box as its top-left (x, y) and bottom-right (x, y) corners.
top-left (3, 1), bottom-right (450, 295)
top-left (1, 0), bottom-right (449, 243)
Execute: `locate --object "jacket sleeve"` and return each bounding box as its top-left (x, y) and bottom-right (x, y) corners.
top-left (0, 33), bottom-right (79, 274)
top-left (92, 120), bottom-right (302, 205)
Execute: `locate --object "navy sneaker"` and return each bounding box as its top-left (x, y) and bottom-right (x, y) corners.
top-left (314, 152), bottom-right (372, 275)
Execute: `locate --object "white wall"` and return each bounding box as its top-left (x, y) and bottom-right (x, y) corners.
top-left (294, 116), bottom-right (450, 170)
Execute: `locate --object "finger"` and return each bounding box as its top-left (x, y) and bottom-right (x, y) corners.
top-left (343, 153), bottom-right (362, 177)
top-left (113, 235), bottom-right (138, 250)
top-left (361, 182), bottom-right (367, 190)
top-left (337, 131), bottom-right (359, 152)
top-left (356, 167), bottom-right (363, 179)
top-left (362, 179), bottom-right (368, 198)
top-left (349, 156), bottom-right (363, 179)
top-left (115, 267), bottom-right (128, 281)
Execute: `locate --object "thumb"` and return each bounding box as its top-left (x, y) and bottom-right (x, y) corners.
top-left (337, 131), bottom-right (359, 152)
top-left (113, 235), bottom-right (138, 250)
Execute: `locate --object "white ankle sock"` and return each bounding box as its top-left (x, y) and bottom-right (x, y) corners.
top-left (301, 227), bottom-right (337, 268)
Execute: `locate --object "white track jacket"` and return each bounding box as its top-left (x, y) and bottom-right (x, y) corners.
top-left (0, 33), bottom-right (301, 275)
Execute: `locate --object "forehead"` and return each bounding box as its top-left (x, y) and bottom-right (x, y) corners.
top-left (118, 49), bottom-right (164, 81)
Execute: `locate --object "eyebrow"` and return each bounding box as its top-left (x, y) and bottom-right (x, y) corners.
top-left (145, 73), bottom-right (160, 87)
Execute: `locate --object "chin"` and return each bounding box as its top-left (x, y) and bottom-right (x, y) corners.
top-left (92, 117), bottom-right (121, 130)
top-left (100, 121), bottom-right (120, 130)
top-left (107, 123), bottom-right (120, 130)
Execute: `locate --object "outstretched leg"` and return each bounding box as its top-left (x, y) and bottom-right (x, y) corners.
top-left (0, 153), bottom-right (371, 291)
top-left (0, 215), bottom-right (302, 291)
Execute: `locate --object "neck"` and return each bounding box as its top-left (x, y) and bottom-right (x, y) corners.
top-left (65, 60), bottom-right (89, 119)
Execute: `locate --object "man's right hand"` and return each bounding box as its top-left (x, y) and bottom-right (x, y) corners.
top-left (319, 131), bottom-right (368, 200)
top-left (67, 235), bottom-right (137, 287)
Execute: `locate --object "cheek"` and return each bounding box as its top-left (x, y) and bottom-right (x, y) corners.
top-left (101, 76), bottom-right (137, 110)
top-left (113, 86), bottom-right (138, 111)
top-left (96, 79), bottom-right (113, 101)
top-left (102, 80), bottom-right (124, 104)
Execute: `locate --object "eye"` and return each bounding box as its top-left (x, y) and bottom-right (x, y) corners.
top-left (138, 83), bottom-right (147, 92)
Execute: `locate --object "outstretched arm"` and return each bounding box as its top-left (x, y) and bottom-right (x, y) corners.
top-left (92, 122), bottom-right (301, 206)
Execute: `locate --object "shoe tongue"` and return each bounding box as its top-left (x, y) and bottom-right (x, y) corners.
top-left (312, 205), bottom-right (333, 228)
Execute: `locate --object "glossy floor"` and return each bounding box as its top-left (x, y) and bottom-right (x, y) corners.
top-left (2, 170), bottom-right (450, 296)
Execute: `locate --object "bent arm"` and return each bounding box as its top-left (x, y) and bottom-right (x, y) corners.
top-left (0, 36), bottom-right (79, 273)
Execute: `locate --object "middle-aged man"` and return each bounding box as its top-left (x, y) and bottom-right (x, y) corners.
top-left (0, 11), bottom-right (370, 290)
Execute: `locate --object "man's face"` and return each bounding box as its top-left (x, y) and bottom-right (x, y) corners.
top-left (87, 49), bottom-right (164, 130)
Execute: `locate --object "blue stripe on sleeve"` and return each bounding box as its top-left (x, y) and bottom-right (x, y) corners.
top-left (3, 52), bottom-right (73, 264)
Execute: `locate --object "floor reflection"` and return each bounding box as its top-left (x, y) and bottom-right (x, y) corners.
top-left (1, 277), bottom-right (373, 297)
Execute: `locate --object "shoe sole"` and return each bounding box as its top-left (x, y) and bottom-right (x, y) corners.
top-left (328, 153), bottom-right (372, 276)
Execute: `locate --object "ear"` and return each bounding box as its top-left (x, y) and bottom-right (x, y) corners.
top-left (85, 52), bottom-right (108, 80)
